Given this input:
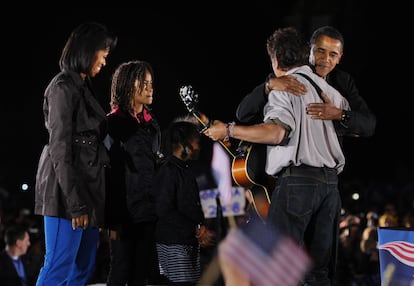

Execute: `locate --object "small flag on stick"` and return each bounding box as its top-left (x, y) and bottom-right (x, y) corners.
top-left (218, 221), bottom-right (312, 286)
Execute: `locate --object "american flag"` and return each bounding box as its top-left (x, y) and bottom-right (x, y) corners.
top-left (378, 227), bottom-right (414, 285)
top-left (218, 221), bottom-right (312, 286)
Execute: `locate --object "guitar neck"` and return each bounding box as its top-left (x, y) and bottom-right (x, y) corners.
top-left (190, 111), bottom-right (235, 158)
top-left (179, 85), bottom-right (235, 158)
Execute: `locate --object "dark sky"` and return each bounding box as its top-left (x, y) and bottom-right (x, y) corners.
top-left (1, 2), bottom-right (410, 197)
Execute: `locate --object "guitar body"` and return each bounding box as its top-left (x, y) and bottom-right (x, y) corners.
top-left (179, 85), bottom-right (274, 220)
top-left (232, 141), bottom-right (267, 187)
top-left (231, 141), bottom-right (275, 219)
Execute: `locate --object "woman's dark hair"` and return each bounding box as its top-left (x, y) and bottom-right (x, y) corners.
top-left (59, 22), bottom-right (117, 74)
top-left (110, 60), bottom-right (154, 113)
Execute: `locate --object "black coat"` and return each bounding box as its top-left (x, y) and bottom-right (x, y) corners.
top-left (105, 108), bottom-right (161, 227)
top-left (34, 71), bottom-right (109, 227)
top-left (326, 68), bottom-right (376, 137)
top-left (153, 156), bottom-right (205, 245)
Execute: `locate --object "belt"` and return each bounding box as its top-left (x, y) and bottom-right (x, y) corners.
top-left (279, 164), bottom-right (337, 179)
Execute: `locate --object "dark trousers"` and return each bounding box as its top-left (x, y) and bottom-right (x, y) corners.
top-left (268, 165), bottom-right (341, 286)
top-left (106, 221), bottom-right (162, 286)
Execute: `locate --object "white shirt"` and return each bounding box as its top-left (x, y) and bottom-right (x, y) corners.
top-left (264, 65), bottom-right (350, 175)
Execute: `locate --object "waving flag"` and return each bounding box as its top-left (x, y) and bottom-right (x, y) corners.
top-left (218, 221), bottom-right (312, 286)
top-left (377, 227), bottom-right (414, 285)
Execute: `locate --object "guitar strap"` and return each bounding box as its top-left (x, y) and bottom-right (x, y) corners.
top-left (296, 72), bottom-right (345, 143)
top-left (295, 72), bottom-right (325, 103)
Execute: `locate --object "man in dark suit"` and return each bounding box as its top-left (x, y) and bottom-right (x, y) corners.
top-left (0, 225), bottom-right (36, 286)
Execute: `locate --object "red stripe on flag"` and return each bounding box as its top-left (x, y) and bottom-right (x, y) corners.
top-left (219, 228), bottom-right (312, 286)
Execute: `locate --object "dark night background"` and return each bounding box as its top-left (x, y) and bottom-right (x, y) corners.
top-left (1, 2), bottom-right (411, 211)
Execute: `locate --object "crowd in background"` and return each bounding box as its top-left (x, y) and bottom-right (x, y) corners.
top-left (1, 174), bottom-right (413, 285)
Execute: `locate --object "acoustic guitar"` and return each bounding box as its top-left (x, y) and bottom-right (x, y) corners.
top-left (179, 85), bottom-right (274, 220)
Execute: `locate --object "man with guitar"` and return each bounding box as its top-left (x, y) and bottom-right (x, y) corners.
top-left (234, 25), bottom-right (376, 284)
top-left (228, 26), bottom-right (375, 226)
top-left (204, 26), bottom-right (350, 286)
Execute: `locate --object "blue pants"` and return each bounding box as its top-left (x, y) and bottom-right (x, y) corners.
top-left (36, 216), bottom-right (99, 286)
top-left (268, 165), bottom-right (341, 286)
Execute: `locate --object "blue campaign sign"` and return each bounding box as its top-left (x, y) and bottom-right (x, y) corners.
top-left (199, 187), bottom-right (246, 218)
top-left (377, 227), bottom-right (414, 285)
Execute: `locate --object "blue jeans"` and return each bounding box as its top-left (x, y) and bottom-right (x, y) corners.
top-left (268, 165), bottom-right (341, 286)
top-left (36, 216), bottom-right (99, 286)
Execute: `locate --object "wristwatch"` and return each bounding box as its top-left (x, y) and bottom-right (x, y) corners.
top-left (341, 110), bottom-right (350, 124)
